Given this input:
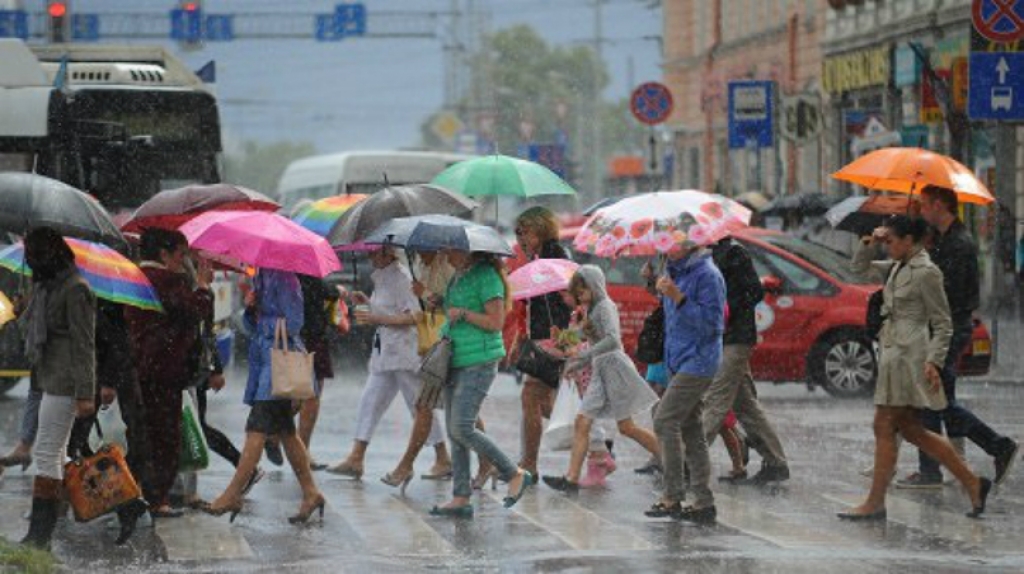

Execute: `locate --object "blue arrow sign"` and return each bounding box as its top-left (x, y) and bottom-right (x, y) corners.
top-left (968, 51), bottom-right (1024, 120)
top-left (72, 14), bottom-right (100, 41)
top-left (205, 15), bottom-right (234, 41)
top-left (0, 10), bottom-right (28, 39)
top-left (170, 8), bottom-right (202, 42)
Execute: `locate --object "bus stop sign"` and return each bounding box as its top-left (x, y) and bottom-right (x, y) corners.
top-left (630, 82), bottom-right (674, 125)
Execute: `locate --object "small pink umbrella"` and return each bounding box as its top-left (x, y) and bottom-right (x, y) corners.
top-left (508, 258), bottom-right (580, 301)
top-left (180, 211), bottom-right (342, 278)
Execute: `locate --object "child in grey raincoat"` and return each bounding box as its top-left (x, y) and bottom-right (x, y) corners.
top-left (542, 265), bottom-right (661, 493)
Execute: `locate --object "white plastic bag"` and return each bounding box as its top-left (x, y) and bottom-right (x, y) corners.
top-left (88, 398), bottom-right (129, 454)
top-left (543, 378), bottom-right (581, 451)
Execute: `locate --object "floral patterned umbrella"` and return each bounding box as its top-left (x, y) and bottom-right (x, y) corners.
top-left (573, 190), bottom-right (751, 258)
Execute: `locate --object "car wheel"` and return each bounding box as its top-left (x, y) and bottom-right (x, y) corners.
top-left (809, 331), bottom-right (876, 398)
top-left (0, 376), bottom-right (22, 396)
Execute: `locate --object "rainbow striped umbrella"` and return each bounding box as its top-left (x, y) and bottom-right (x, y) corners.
top-left (291, 194), bottom-right (368, 237)
top-left (0, 238), bottom-right (163, 312)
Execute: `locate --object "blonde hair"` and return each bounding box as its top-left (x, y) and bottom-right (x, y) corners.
top-left (516, 206), bottom-right (560, 244)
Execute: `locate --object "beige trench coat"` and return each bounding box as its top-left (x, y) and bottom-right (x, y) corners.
top-left (852, 245), bottom-right (952, 410)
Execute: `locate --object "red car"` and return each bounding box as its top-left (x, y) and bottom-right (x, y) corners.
top-left (565, 227), bottom-right (992, 398)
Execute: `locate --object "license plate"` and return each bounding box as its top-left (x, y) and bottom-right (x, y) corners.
top-left (972, 340), bottom-right (991, 355)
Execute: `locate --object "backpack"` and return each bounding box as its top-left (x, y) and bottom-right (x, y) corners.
top-left (636, 304), bottom-right (665, 365)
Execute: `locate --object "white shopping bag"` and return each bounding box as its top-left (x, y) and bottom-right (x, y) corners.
top-left (88, 398), bottom-right (129, 454)
top-left (543, 378), bottom-right (581, 451)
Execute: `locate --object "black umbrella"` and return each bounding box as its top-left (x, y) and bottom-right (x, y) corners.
top-left (761, 192), bottom-right (840, 218)
top-left (0, 172), bottom-right (126, 250)
top-left (328, 184), bottom-right (478, 248)
top-left (825, 194), bottom-right (915, 236)
top-left (364, 214), bottom-right (513, 257)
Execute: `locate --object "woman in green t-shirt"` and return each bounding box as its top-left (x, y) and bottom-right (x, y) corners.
top-left (430, 249), bottom-right (534, 517)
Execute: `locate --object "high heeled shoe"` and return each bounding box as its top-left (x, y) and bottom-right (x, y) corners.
top-left (288, 495), bottom-right (326, 525)
top-left (471, 467), bottom-right (499, 491)
top-left (381, 470), bottom-right (414, 495)
top-left (0, 452), bottom-right (32, 471)
top-left (325, 461), bottom-right (363, 480)
top-left (200, 500), bottom-right (243, 523)
top-left (966, 477), bottom-right (993, 519)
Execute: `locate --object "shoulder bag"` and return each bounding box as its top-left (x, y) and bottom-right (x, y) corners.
top-left (635, 304), bottom-right (665, 364)
top-left (270, 318), bottom-right (316, 400)
top-left (416, 335), bottom-right (452, 409)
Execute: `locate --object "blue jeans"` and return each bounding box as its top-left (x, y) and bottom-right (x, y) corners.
top-left (20, 388), bottom-right (43, 445)
top-left (919, 322), bottom-right (1013, 479)
top-left (443, 361), bottom-right (516, 498)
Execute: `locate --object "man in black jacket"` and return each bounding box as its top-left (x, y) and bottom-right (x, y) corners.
top-left (706, 237), bottom-right (790, 485)
top-left (897, 185), bottom-right (1018, 488)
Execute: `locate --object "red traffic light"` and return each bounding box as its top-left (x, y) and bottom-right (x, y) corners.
top-left (183, 2), bottom-right (199, 12)
top-left (47, 2), bottom-right (67, 18)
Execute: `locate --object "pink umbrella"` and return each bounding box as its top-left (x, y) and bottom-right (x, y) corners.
top-left (508, 258), bottom-right (580, 301)
top-left (180, 211), bottom-right (342, 278)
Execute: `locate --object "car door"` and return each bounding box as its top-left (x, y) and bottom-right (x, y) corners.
top-left (742, 241), bottom-right (837, 381)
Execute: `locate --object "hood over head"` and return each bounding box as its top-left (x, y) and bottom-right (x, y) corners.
top-left (574, 264), bottom-right (608, 304)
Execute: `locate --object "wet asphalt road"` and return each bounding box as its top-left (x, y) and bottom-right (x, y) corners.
top-left (1, 355), bottom-right (1023, 573)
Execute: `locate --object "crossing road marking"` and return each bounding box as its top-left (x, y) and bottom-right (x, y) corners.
top-left (333, 485), bottom-right (457, 557)
top-left (157, 514), bottom-right (254, 561)
top-left (715, 491), bottom-right (857, 549)
top-left (488, 491), bottom-right (656, 551)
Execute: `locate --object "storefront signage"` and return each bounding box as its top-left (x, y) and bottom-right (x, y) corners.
top-left (822, 45), bottom-right (892, 94)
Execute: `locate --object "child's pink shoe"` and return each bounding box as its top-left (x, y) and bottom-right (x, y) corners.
top-left (580, 456), bottom-right (608, 488)
top-left (601, 451), bottom-right (617, 476)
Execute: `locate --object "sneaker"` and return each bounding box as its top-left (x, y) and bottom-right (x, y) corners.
top-left (994, 440), bottom-right (1019, 486)
top-left (634, 458), bottom-right (662, 475)
top-left (677, 504), bottom-right (717, 525)
top-left (894, 472), bottom-right (943, 489)
top-left (737, 462), bottom-right (789, 485)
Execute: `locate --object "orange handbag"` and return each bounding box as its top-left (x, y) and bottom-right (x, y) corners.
top-left (64, 444), bottom-right (142, 523)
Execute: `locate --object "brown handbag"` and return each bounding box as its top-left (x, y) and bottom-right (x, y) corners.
top-left (63, 444), bottom-right (142, 522)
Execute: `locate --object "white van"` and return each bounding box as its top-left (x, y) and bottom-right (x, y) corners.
top-left (276, 150), bottom-right (475, 210)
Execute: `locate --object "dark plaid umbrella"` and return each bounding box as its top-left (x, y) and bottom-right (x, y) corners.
top-left (0, 172), bottom-right (126, 250)
top-left (120, 183), bottom-right (280, 233)
top-left (328, 184), bottom-right (478, 249)
top-left (761, 192), bottom-right (841, 218)
top-left (825, 194), bottom-right (915, 236)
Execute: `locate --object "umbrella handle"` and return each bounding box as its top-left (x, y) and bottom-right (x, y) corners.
top-left (406, 249), bottom-right (427, 312)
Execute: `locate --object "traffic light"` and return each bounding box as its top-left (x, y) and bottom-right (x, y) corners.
top-left (172, 0), bottom-right (203, 48)
top-left (47, 1), bottom-right (69, 43)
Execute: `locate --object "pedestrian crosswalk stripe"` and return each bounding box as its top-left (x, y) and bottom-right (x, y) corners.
top-left (715, 491), bottom-right (857, 549)
top-left (156, 514), bottom-right (254, 561)
top-left (486, 491), bottom-right (655, 551)
top-left (823, 493), bottom-right (1020, 554)
top-left (332, 485), bottom-right (457, 557)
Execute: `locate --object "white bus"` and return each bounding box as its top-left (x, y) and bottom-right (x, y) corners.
top-left (276, 150), bottom-right (475, 210)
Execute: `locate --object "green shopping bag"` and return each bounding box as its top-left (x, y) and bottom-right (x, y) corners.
top-left (179, 390), bottom-right (210, 472)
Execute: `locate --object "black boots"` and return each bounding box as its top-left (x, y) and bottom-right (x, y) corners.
top-left (115, 498), bottom-right (150, 545)
top-left (21, 477), bottom-right (62, 550)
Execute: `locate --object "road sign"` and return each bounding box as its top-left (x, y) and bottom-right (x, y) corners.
top-left (0, 10), bottom-right (28, 39)
top-left (972, 0), bottom-right (1024, 44)
top-left (170, 8), bottom-right (202, 42)
top-left (630, 82), bottom-right (674, 125)
top-left (205, 15), bottom-right (233, 41)
top-left (728, 81), bottom-right (774, 149)
top-left (71, 14), bottom-right (100, 41)
top-left (335, 3), bottom-right (367, 37)
top-left (431, 112), bottom-right (464, 143)
top-left (969, 52), bottom-right (1024, 120)
top-left (780, 94), bottom-right (821, 144)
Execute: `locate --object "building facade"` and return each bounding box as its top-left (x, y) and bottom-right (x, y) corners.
top-left (662, 0), bottom-right (829, 199)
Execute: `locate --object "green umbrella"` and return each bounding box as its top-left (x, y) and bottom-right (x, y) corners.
top-left (431, 154), bottom-right (576, 198)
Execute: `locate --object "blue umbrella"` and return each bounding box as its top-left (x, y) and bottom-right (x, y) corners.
top-left (364, 214), bottom-right (512, 256)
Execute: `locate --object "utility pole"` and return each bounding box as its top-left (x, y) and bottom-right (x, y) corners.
top-left (589, 0), bottom-right (606, 202)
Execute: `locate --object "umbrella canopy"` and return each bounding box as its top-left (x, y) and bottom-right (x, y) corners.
top-left (574, 190), bottom-right (752, 258)
top-left (365, 214), bottom-right (513, 256)
top-left (508, 258), bottom-right (579, 301)
top-left (734, 191), bottom-right (771, 212)
top-left (0, 238), bottom-right (163, 312)
top-left (825, 194), bottom-right (916, 236)
top-left (831, 147), bottom-right (995, 204)
top-left (760, 192), bottom-right (839, 217)
top-left (326, 185), bottom-right (478, 249)
top-left (0, 172), bottom-right (126, 250)
top-left (431, 155), bottom-right (576, 198)
top-left (121, 184), bottom-right (280, 233)
top-left (291, 194), bottom-right (368, 238)
top-left (0, 290), bottom-right (15, 327)
top-left (179, 211), bottom-right (342, 278)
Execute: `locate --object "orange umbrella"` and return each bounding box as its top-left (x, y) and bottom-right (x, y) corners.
top-left (832, 147), bottom-right (994, 205)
